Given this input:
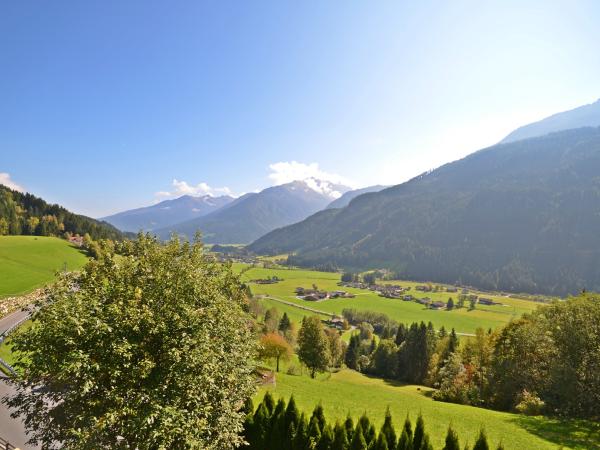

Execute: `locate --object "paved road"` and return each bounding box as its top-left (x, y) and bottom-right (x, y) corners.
top-left (0, 309), bottom-right (39, 450)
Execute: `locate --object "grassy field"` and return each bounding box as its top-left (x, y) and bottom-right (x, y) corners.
top-left (0, 236), bottom-right (88, 298)
top-left (236, 264), bottom-right (543, 333)
top-left (257, 362), bottom-right (599, 450)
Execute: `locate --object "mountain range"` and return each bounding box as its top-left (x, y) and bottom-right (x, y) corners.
top-left (154, 179), bottom-right (352, 244)
top-left (250, 101), bottom-right (600, 296)
top-left (102, 195), bottom-right (234, 233)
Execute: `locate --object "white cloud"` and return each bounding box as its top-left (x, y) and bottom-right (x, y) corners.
top-left (0, 173), bottom-right (24, 192)
top-left (155, 179), bottom-right (233, 201)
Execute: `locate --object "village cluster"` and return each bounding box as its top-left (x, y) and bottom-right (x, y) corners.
top-left (294, 280), bottom-right (504, 310)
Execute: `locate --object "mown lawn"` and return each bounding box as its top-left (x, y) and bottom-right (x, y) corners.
top-left (237, 265), bottom-right (544, 333)
top-left (0, 236), bottom-right (88, 298)
top-left (257, 363), bottom-right (599, 450)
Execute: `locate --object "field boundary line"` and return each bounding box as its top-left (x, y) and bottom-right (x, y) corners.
top-left (261, 296), bottom-right (335, 318)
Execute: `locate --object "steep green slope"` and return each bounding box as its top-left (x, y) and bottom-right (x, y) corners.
top-left (0, 184), bottom-right (126, 240)
top-left (250, 127), bottom-right (600, 296)
top-left (0, 236), bottom-right (88, 297)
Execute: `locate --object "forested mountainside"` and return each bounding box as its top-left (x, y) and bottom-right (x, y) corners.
top-left (250, 127), bottom-right (600, 296)
top-left (326, 185), bottom-right (387, 209)
top-left (0, 185), bottom-right (126, 240)
top-left (156, 180), bottom-right (348, 244)
top-left (501, 98), bottom-right (600, 143)
top-left (102, 194), bottom-right (233, 232)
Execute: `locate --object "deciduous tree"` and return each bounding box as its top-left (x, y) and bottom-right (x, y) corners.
top-left (6, 236), bottom-right (256, 450)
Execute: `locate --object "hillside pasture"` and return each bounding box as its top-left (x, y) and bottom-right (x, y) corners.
top-left (0, 236), bottom-right (88, 298)
top-left (258, 363), bottom-right (599, 450)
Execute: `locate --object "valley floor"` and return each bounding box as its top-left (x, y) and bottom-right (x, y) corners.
top-left (236, 263), bottom-right (543, 334)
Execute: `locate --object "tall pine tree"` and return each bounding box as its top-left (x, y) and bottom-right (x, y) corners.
top-left (332, 420), bottom-right (350, 450)
top-left (380, 407), bottom-right (397, 449)
top-left (412, 414), bottom-right (425, 450)
top-left (472, 429), bottom-right (490, 450)
top-left (443, 425), bottom-right (460, 450)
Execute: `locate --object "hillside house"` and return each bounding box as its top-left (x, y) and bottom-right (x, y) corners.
top-left (415, 285), bottom-right (432, 292)
top-left (430, 301), bottom-right (446, 310)
top-left (416, 297), bottom-right (431, 305)
top-left (478, 297), bottom-right (501, 306)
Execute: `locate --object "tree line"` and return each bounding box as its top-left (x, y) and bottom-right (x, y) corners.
top-left (243, 393), bottom-right (501, 450)
top-left (323, 298), bottom-right (600, 420)
top-left (0, 184), bottom-right (125, 240)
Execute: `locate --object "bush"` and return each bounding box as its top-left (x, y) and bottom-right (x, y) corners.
top-left (514, 390), bottom-right (545, 415)
top-left (287, 364), bottom-right (302, 376)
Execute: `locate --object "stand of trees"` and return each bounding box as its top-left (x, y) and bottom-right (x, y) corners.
top-left (341, 296), bottom-right (600, 420)
top-left (0, 184), bottom-right (125, 240)
top-left (243, 393), bottom-right (500, 450)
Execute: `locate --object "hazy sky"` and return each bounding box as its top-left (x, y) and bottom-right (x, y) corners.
top-left (2, 1), bottom-right (600, 217)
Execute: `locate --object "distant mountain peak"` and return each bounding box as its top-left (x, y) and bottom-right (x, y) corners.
top-left (501, 98), bottom-right (600, 144)
top-left (102, 194), bottom-right (234, 233)
top-left (284, 177), bottom-right (351, 200)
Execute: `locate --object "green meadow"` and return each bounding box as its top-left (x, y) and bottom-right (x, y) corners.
top-left (0, 236), bottom-right (88, 298)
top-left (236, 264), bottom-right (542, 333)
top-left (257, 361), bottom-right (599, 450)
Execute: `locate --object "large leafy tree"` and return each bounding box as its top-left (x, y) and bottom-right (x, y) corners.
top-left (297, 316), bottom-right (330, 378)
top-left (258, 332), bottom-right (292, 372)
top-left (5, 235), bottom-right (256, 449)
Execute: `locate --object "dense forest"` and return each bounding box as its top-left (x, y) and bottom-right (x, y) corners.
top-left (0, 185), bottom-right (126, 241)
top-left (250, 127), bottom-right (600, 296)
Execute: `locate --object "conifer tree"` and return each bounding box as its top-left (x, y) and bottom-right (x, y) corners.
top-left (443, 425), bottom-right (460, 450)
top-left (374, 433), bottom-right (390, 450)
top-left (403, 415), bottom-right (413, 441)
top-left (350, 423), bottom-right (368, 450)
top-left (250, 403), bottom-right (269, 450)
top-left (292, 414), bottom-right (309, 450)
top-left (263, 391), bottom-right (276, 416)
top-left (395, 323), bottom-right (408, 346)
top-left (316, 424), bottom-right (334, 450)
top-left (397, 429), bottom-right (411, 450)
top-left (448, 328), bottom-right (458, 354)
top-left (279, 312), bottom-right (292, 333)
top-left (345, 334), bottom-right (361, 370)
top-left (419, 434), bottom-right (434, 450)
top-left (308, 416), bottom-right (322, 448)
top-left (284, 422), bottom-right (296, 450)
top-left (332, 420), bottom-right (350, 450)
top-left (268, 399), bottom-right (287, 450)
top-left (358, 413), bottom-right (370, 438)
top-left (344, 414), bottom-right (355, 443)
top-left (380, 407), bottom-right (397, 449)
top-left (284, 395), bottom-right (301, 433)
top-left (366, 424), bottom-right (377, 447)
top-left (311, 403), bottom-right (327, 432)
top-left (412, 414), bottom-right (425, 450)
top-left (495, 443), bottom-right (505, 450)
top-left (472, 429), bottom-right (490, 450)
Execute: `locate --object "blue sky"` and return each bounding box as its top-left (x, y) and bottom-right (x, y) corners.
top-left (2, 1), bottom-right (600, 217)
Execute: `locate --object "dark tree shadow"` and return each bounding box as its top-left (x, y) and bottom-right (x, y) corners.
top-left (509, 415), bottom-right (600, 449)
